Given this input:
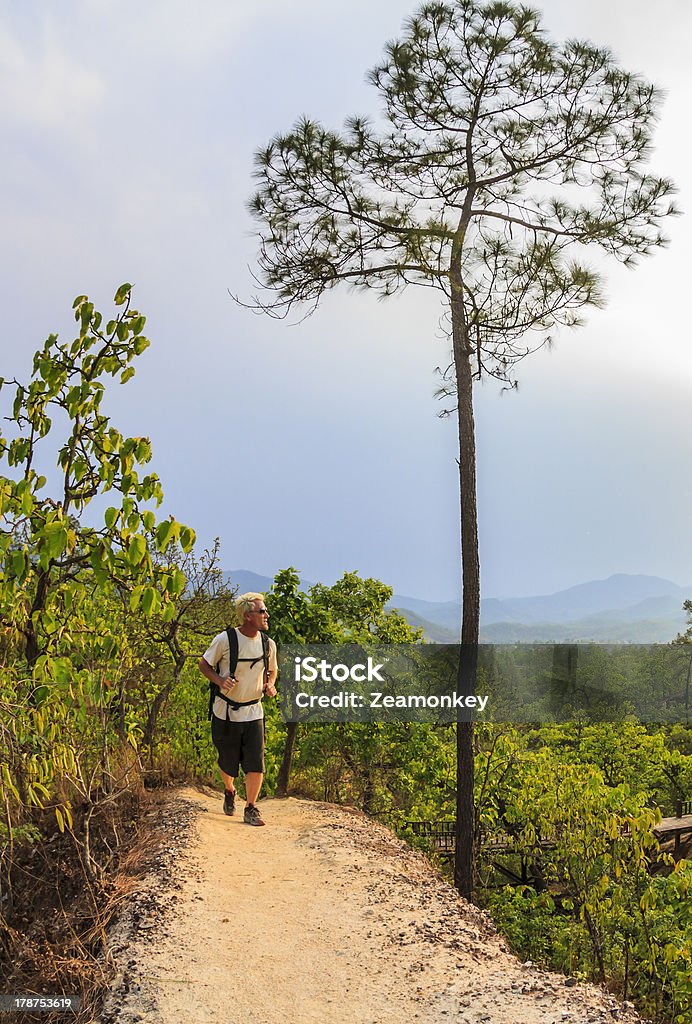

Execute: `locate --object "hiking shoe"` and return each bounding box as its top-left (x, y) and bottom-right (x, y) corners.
top-left (244, 804), bottom-right (265, 827)
top-left (223, 790), bottom-right (236, 816)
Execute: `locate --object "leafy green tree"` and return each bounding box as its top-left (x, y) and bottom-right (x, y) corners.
top-left (0, 284), bottom-right (195, 674)
top-left (265, 568), bottom-right (422, 797)
top-left (247, 0), bottom-right (676, 897)
top-left (265, 568), bottom-right (340, 795)
top-left (479, 727), bottom-right (692, 1020)
top-left (0, 285), bottom-right (195, 856)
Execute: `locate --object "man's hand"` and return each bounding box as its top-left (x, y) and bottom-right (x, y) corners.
top-left (219, 676), bottom-right (238, 696)
top-left (264, 682), bottom-right (277, 698)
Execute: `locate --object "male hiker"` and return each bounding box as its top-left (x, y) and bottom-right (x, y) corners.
top-left (198, 592), bottom-right (278, 826)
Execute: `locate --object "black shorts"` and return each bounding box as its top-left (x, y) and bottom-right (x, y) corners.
top-left (211, 715), bottom-right (265, 776)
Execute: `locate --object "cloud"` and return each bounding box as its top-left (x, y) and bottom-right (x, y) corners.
top-left (65, 0), bottom-right (330, 69)
top-left (0, 15), bottom-right (104, 132)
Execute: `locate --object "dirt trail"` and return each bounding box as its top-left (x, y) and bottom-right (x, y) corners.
top-left (100, 789), bottom-right (642, 1024)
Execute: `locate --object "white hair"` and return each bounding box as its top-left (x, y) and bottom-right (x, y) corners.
top-left (235, 592), bottom-right (265, 620)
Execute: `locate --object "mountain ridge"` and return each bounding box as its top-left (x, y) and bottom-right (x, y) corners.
top-left (223, 570), bottom-right (691, 643)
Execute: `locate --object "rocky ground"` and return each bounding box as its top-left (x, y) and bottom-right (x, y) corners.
top-left (97, 789), bottom-right (645, 1024)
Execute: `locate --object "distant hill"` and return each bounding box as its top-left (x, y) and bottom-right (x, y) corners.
top-left (223, 570), bottom-right (691, 644)
top-left (223, 569), bottom-right (288, 594)
top-left (387, 608), bottom-right (459, 643)
top-left (383, 593), bottom-right (463, 633)
top-left (479, 574), bottom-right (689, 625)
top-left (478, 615), bottom-right (685, 644)
top-left (391, 574), bottom-right (691, 643)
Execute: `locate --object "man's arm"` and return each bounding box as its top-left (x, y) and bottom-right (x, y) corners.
top-left (263, 640), bottom-right (278, 698)
top-left (264, 667), bottom-right (277, 698)
top-left (198, 656), bottom-right (237, 696)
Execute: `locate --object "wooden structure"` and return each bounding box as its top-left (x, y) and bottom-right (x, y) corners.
top-left (408, 819), bottom-right (456, 857)
top-left (406, 820), bottom-right (550, 860)
top-left (408, 797), bottom-right (692, 862)
top-left (653, 799), bottom-right (692, 858)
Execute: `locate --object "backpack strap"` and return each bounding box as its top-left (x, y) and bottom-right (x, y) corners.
top-left (227, 626), bottom-right (239, 676)
top-left (217, 694), bottom-right (263, 716)
top-left (261, 631), bottom-right (270, 691)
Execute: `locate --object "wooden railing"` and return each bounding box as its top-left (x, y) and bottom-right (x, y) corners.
top-left (407, 820), bottom-right (456, 853)
top-left (405, 820), bottom-right (551, 856)
top-left (406, 797), bottom-right (691, 859)
top-left (408, 820), bottom-right (456, 837)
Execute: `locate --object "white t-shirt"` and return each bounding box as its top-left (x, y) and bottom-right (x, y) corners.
top-left (203, 628), bottom-right (278, 723)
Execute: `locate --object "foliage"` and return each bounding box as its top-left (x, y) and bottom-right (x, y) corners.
top-left (477, 725), bottom-right (691, 1021)
top-left (0, 284), bottom-right (194, 670)
top-left (264, 566), bottom-right (424, 807)
top-left (261, 576), bottom-right (691, 1021)
top-left (0, 286), bottom-right (195, 893)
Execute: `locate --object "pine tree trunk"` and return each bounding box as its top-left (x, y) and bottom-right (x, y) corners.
top-left (451, 283), bottom-right (480, 902)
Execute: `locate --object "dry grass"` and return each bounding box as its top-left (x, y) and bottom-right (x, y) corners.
top-left (0, 788), bottom-right (167, 1024)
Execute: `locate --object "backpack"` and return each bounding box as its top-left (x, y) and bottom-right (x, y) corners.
top-left (208, 626), bottom-right (271, 720)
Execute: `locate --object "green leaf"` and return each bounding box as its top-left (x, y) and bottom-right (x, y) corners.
top-left (104, 506), bottom-right (119, 529)
top-left (43, 522), bottom-right (68, 560)
top-left (8, 548), bottom-right (27, 580)
top-left (114, 283), bottom-right (132, 306)
top-left (155, 520), bottom-right (175, 551)
top-left (169, 568), bottom-right (187, 596)
top-left (21, 487), bottom-right (33, 516)
top-left (128, 534), bottom-right (147, 565)
top-left (179, 525), bottom-right (195, 552)
top-left (141, 586), bottom-right (157, 614)
top-left (135, 438), bottom-right (152, 463)
top-left (120, 367), bottom-right (135, 384)
top-left (80, 301), bottom-right (94, 329)
top-left (2, 766), bottom-right (21, 803)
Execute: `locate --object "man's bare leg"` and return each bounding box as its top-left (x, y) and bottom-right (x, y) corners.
top-left (245, 772), bottom-right (263, 806)
top-left (220, 769), bottom-right (235, 793)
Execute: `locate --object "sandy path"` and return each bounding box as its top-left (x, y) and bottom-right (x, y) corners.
top-left (100, 789), bottom-right (641, 1024)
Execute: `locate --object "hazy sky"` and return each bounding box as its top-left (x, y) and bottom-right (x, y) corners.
top-left (1, 0), bottom-right (691, 602)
